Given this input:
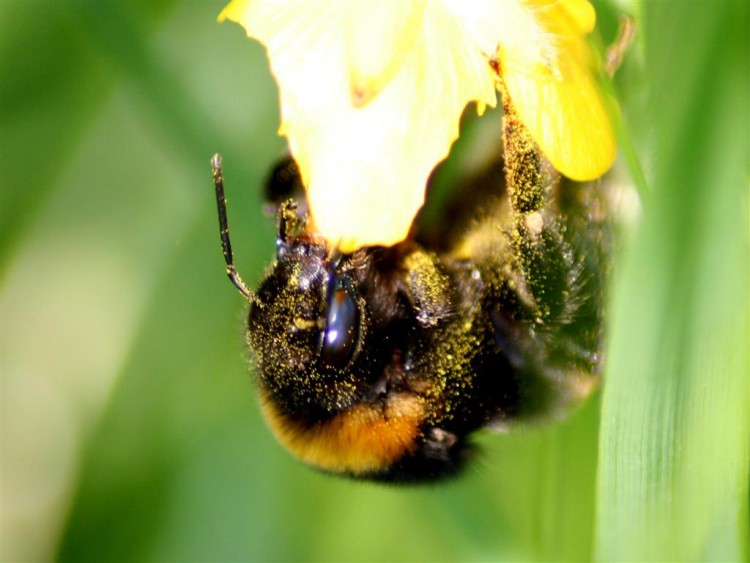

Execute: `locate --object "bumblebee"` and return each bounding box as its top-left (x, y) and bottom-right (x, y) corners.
top-left (212, 117), bottom-right (607, 483)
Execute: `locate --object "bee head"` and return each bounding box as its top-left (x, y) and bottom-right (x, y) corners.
top-left (248, 202), bottom-right (369, 417)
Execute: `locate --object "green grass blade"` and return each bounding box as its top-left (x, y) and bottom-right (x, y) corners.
top-left (595, 1), bottom-right (750, 560)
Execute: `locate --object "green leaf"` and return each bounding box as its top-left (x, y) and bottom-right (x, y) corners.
top-left (595, 1), bottom-right (750, 560)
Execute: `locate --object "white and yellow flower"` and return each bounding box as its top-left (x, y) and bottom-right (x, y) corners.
top-left (220, 0), bottom-right (615, 251)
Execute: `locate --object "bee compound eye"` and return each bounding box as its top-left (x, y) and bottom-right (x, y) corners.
top-left (319, 276), bottom-right (360, 371)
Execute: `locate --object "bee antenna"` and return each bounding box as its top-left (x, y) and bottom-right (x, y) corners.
top-left (211, 153), bottom-right (260, 305)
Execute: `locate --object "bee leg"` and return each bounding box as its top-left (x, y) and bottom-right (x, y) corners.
top-left (498, 82), bottom-right (586, 327)
top-left (421, 427), bottom-right (459, 462)
top-left (400, 249), bottom-right (454, 328)
top-left (497, 92), bottom-right (606, 412)
top-left (276, 199), bottom-right (307, 256)
top-left (500, 81), bottom-right (552, 215)
top-left (498, 87), bottom-right (567, 324)
top-left (500, 188), bottom-right (605, 417)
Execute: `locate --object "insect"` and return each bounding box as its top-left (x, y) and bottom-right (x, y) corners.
top-left (212, 108), bottom-right (608, 483)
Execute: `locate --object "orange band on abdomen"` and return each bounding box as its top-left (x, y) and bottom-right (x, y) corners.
top-left (260, 391), bottom-right (425, 475)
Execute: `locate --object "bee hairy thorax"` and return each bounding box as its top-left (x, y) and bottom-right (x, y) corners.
top-left (244, 176), bottom-right (604, 483)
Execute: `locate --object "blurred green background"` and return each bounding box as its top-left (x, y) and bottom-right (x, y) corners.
top-left (1, 1), bottom-right (747, 561)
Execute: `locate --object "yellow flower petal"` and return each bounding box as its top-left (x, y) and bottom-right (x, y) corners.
top-left (220, 0), bottom-right (497, 251)
top-left (503, 64), bottom-right (616, 182)
top-left (501, 0), bottom-right (616, 180)
top-left (443, 0), bottom-right (553, 70)
top-left (536, 0), bottom-right (596, 34)
top-left (221, 0), bottom-right (615, 247)
top-left (345, 0), bottom-right (426, 107)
